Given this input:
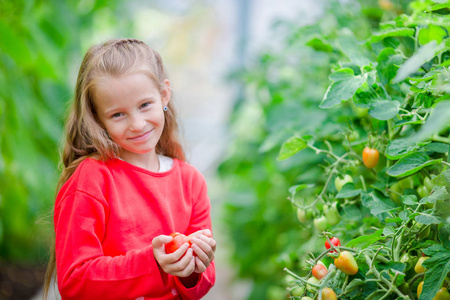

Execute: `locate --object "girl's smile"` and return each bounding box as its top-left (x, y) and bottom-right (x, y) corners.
top-left (128, 129), bottom-right (154, 142)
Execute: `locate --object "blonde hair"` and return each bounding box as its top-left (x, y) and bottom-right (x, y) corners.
top-left (43, 38), bottom-right (185, 299)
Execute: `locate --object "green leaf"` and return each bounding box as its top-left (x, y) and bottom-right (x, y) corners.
top-left (361, 192), bottom-right (397, 216)
top-left (368, 100), bottom-right (400, 120)
top-left (423, 142), bottom-right (449, 154)
top-left (385, 139), bottom-right (419, 160)
top-left (420, 245), bottom-right (450, 300)
top-left (394, 115), bottom-right (424, 128)
top-left (439, 224), bottom-right (450, 249)
top-left (392, 41), bottom-right (446, 83)
top-left (278, 137), bottom-right (307, 160)
top-left (415, 212), bottom-right (442, 225)
top-left (335, 182), bottom-right (362, 199)
top-left (418, 25), bottom-right (447, 45)
top-left (320, 69), bottom-right (366, 108)
top-left (370, 28), bottom-right (415, 43)
top-left (412, 100), bottom-right (450, 142)
top-left (387, 152), bottom-right (443, 177)
top-left (432, 169), bottom-right (450, 186)
top-left (344, 278), bottom-right (364, 294)
top-left (377, 48), bottom-right (404, 85)
top-left (306, 36), bottom-right (333, 52)
top-left (383, 226), bottom-right (396, 236)
top-left (345, 229), bottom-right (384, 248)
top-left (288, 184), bottom-right (314, 195)
top-left (337, 31), bottom-right (371, 67)
top-left (421, 186), bottom-right (450, 204)
top-left (402, 195), bottom-right (418, 205)
top-left (341, 205), bottom-right (362, 221)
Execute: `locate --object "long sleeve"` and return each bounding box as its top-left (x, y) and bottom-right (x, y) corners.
top-left (55, 190), bottom-right (168, 300)
top-left (173, 174), bottom-right (216, 299)
top-left (54, 158), bottom-right (215, 300)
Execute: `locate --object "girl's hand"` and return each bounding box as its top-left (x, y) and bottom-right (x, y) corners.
top-left (152, 235), bottom-right (196, 278)
top-left (188, 230), bottom-right (216, 273)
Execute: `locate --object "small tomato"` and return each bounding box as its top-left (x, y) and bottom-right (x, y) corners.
top-left (306, 277), bottom-right (320, 292)
top-left (301, 297), bottom-right (314, 300)
top-left (290, 286), bottom-right (305, 297)
top-left (322, 287), bottom-right (337, 300)
top-left (165, 232), bottom-right (191, 255)
top-left (417, 185), bottom-right (430, 199)
top-left (335, 175), bottom-right (353, 192)
top-left (325, 202), bottom-right (341, 226)
top-left (297, 208), bottom-right (309, 223)
top-left (362, 147), bottom-right (379, 169)
top-left (417, 281), bottom-right (423, 298)
top-left (424, 177), bottom-right (434, 192)
top-left (434, 288), bottom-right (450, 300)
top-left (314, 215), bottom-right (328, 232)
top-left (312, 264), bottom-right (328, 280)
top-left (334, 251), bottom-right (358, 275)
top-left (325, 237), bottom-right (341, 252)
top-left (415, 256), bottom-right (429, 273)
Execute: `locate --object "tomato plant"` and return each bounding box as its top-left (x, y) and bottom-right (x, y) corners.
top-left (219, 0), bottom-right (450, 298)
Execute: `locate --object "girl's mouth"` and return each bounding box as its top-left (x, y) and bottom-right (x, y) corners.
top-left (129, 129), bottom-right (153, 142)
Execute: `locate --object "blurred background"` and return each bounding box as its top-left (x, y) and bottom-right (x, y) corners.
top-left (0, 0), bottom-right (427, 299)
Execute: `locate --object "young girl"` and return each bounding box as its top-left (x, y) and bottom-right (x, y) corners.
top-left (43, 38), bottom-right (216, 300)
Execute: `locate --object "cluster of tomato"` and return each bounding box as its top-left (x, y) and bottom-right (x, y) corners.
top-left (290, 237), bottom-right (359, 300)
top-left (296, 147), bottom-right (379, 233)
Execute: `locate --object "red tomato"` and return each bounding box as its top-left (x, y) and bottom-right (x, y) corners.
top-left (165, 232), bottom-right (192, 254)
top-left (334, 251), bottom-right (359, 275)
top-left (312, 264), bottom-right (328, 280)
top-left (362, 147), bottom-right (379, 169)
top-left (325, 237), bottom-right (341, 253)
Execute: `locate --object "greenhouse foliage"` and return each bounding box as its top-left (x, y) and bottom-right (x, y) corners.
top-left (219, 0), bottom-right (450, 299)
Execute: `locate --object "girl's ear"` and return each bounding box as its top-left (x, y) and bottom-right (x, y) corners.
top-left (161, 79), bottom-right (171, 107)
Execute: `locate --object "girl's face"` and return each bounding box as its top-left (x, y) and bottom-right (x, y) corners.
top-left (94, 72), bottom-right (170, 162)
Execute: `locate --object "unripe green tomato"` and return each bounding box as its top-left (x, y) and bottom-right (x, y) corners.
top-left (291, 286), bottom-right (305, 297)
top-left (335, 175), bottom-right (353, 192)
top-left (390, 182), bottom-right (402, 202)
top-left (297, 208), bottom-right (308, 223)
top-left (348, 130), bottom-right (360, 142)
top-left (301, 297), bottom-right (314, 300)
top-left (306, 277), bottom-right (320, 292)
top-left (400, 253), bottom-right (414, 270)
top-left (322, 204), bottom-right (329, 214)
top-left (325, 203), bottom-right (341, 226)
top-left (314, 215), bottom-right (328, 232)
top-left (424, 177), bottom-right (434, 192)
top-left (417, 185), bottom-right (430, 198)
top-left (399, 176), bottom-right (414, 190)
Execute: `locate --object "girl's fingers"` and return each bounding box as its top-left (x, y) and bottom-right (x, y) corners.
top-left (194, 257), bottom-right (207, 273)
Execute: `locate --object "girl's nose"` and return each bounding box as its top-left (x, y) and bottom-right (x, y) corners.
top-left (129, 115), bottom-right (146, 131)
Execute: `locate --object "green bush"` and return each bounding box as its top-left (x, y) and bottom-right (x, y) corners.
top-left (219, 0), bottom-right (450, 299)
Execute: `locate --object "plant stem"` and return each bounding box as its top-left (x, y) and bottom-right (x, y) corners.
top-left (364, 254), bottom-right (409, 299)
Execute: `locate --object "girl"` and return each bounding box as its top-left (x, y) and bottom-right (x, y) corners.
top-left (43, 38), bottom-right (216, 300)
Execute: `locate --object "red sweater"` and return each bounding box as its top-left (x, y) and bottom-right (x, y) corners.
top-left (54, 158), bottom-right (215, 300)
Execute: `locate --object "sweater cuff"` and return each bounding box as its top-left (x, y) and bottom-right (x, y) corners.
top-left (173, 272), bottom-right (204, 299)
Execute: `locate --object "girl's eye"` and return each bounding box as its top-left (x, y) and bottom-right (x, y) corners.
top-left (111, 112), bottom-right (123, 118)
top-left (140, 102), bottom-right (151, 109)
